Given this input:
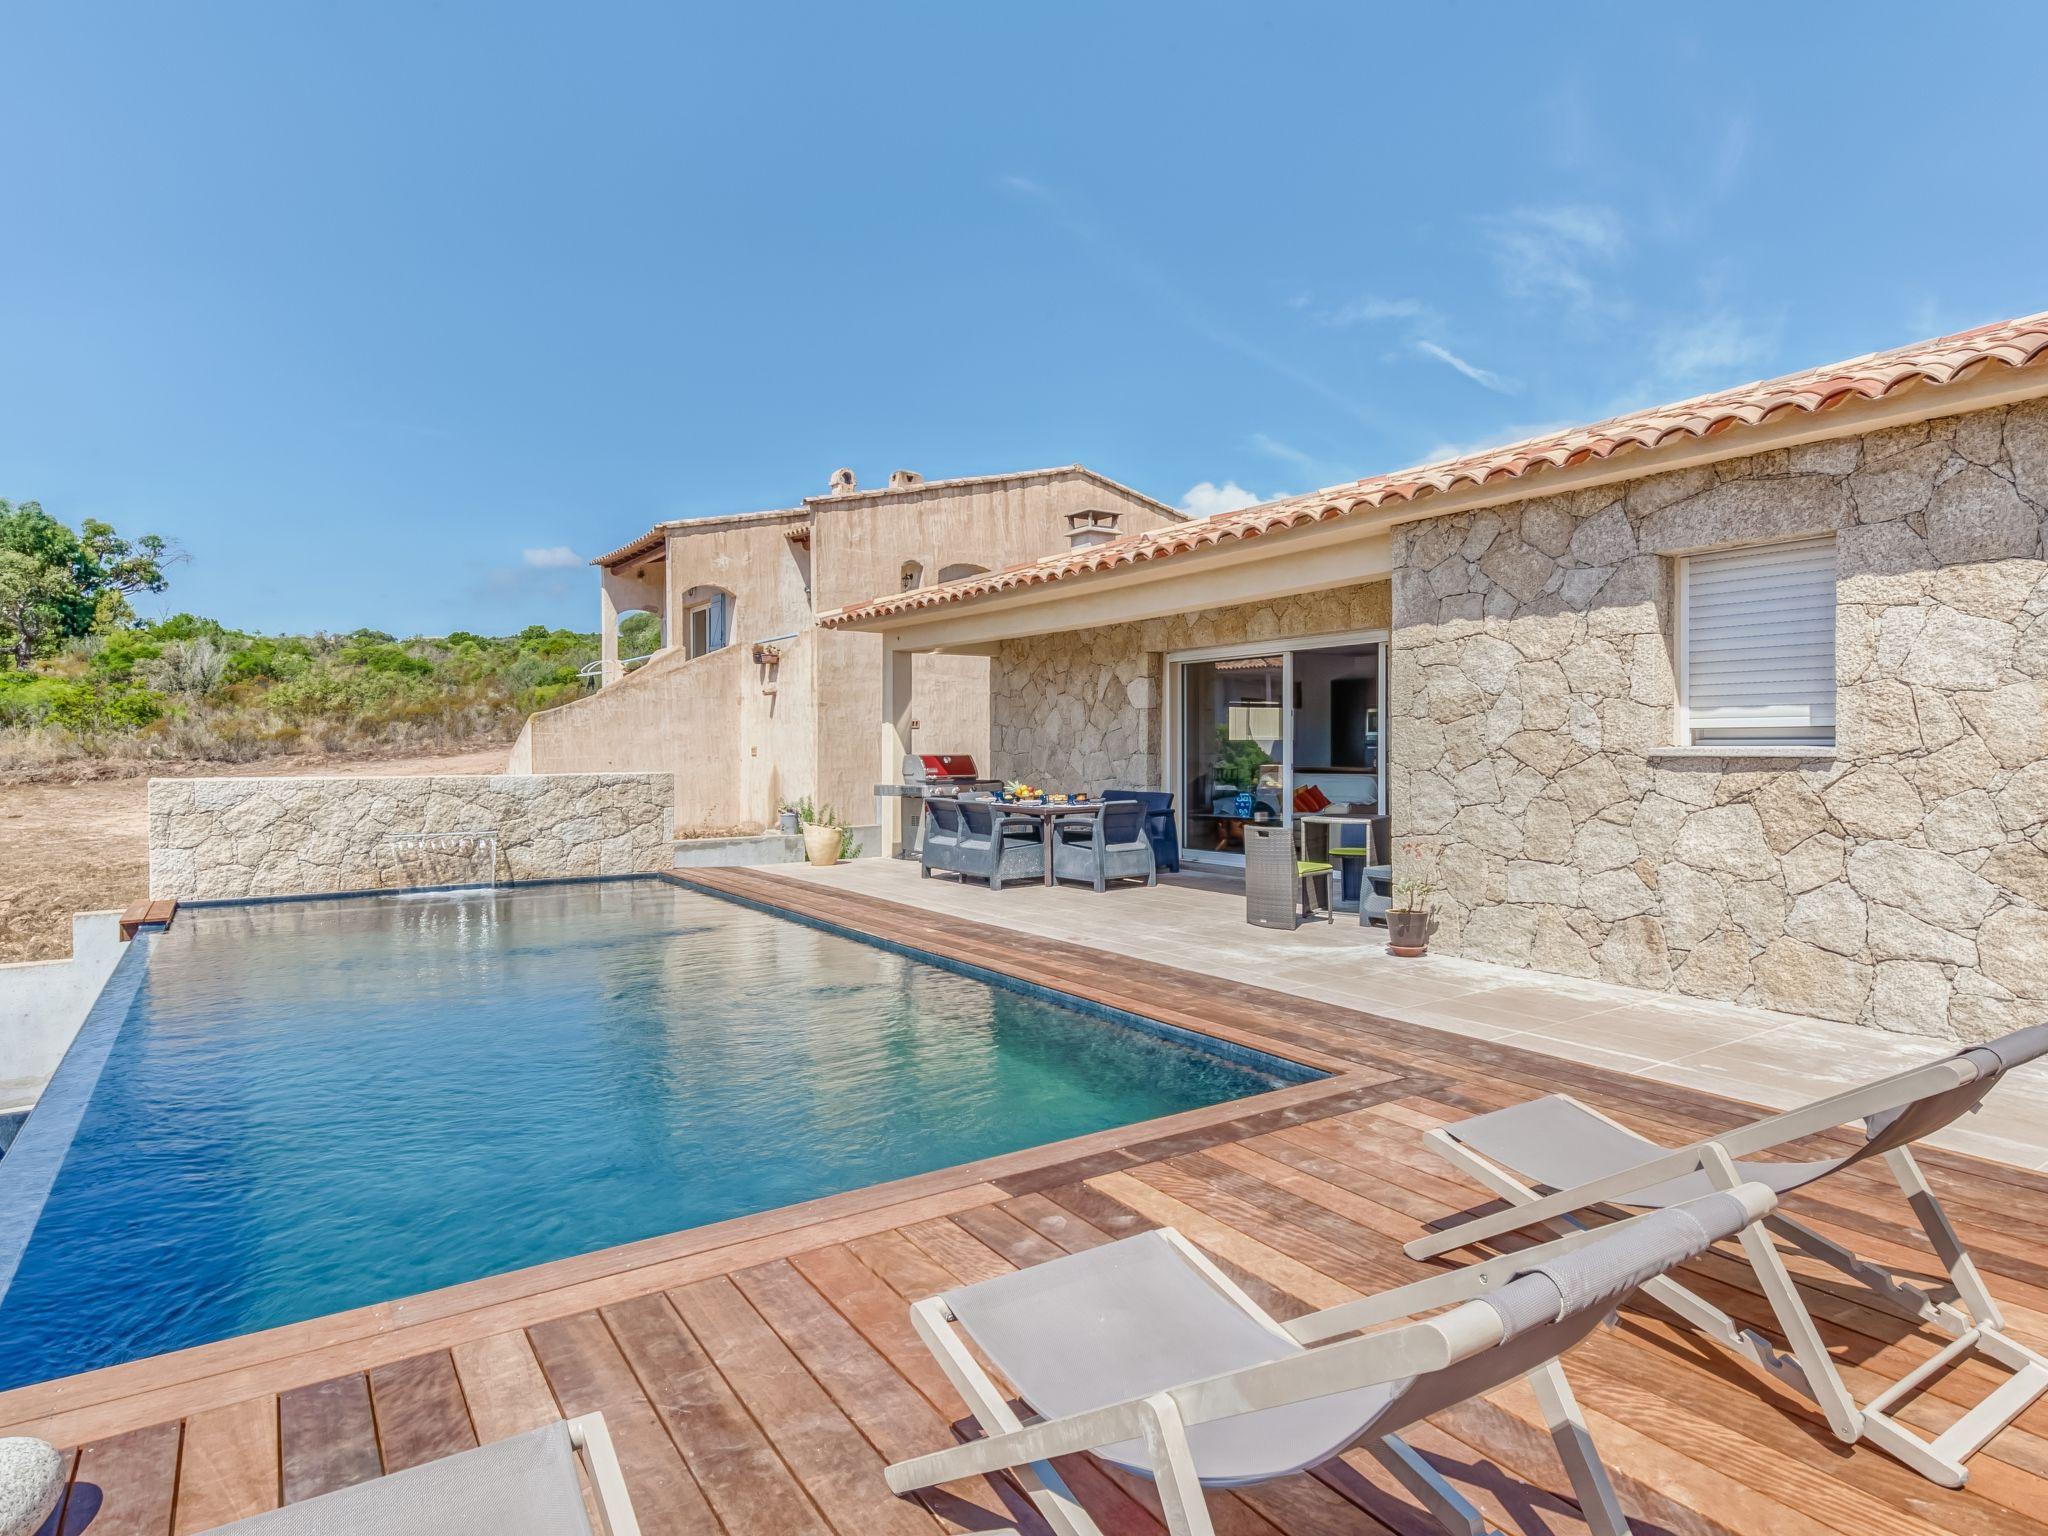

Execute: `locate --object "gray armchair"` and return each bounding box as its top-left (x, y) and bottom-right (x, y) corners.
top-left (1052, 801), bottom-right (1157, 892)
top-left (922, 798), bottom-right (1044, 890)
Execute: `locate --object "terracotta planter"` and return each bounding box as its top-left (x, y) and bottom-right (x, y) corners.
top-left (802, 824), bottom-right (844, 867)
top-left (1386, 907), bottom-right (1430, 957)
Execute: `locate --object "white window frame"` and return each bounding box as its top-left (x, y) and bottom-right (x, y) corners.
top-left (1673, 535), bottom-right (1837, 748)
top-left (686, 602), bottom-right (712, 658)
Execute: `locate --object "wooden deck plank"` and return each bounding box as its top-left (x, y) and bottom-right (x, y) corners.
top-left (447, 1330), bottom-right (560, 1444)
top-left (366, 1352), bottom-right (476, 1473)
top-left (732, 1257), bottom-right (1055, 1535)
top-left (20, 868), bottom-right (2048, 1536)
top-left (667, 1273), bottom-right (942, 1536)
top-left (601, 1289), bottom-right (833, 1536)
top-left (277, 1375), bottom-right (378, 1504)
top-left (61, 1423), bottom-right (179, 1536)
top-left (525, 1311), bottom-right (722, 1536)
top-left (171, 1397), bottom-right (277, 1534)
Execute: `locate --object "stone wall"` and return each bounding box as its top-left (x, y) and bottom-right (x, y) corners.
top-left (989, 584), bottom-right (1391, 789)
top-left (1391, 397), bottom-right (2048, 1040)
top-left (149, 774), bottom-right (676, 900)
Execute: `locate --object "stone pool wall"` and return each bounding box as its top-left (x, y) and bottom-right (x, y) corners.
top-left (148, 773), bottom-right (676, 899)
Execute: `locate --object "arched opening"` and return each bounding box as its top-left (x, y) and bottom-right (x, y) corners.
top-left (617, 611), bottom-right (662, 658)
top-left (936, 562), bottom-right (989, 584)
top-left (677, 585), bottom-right (736, 658)
top-left (899, 561), bottom-right (924, 592)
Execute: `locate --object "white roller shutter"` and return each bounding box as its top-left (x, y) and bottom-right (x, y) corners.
top-left (1681, 537), bottom-right (1836, 744)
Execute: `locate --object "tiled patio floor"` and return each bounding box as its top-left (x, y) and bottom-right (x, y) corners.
top-left (778, 857), bottom-right (2048, 1171)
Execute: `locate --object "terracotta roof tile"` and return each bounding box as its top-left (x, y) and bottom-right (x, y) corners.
top-left (821, 309), bottom-right (2048, 628)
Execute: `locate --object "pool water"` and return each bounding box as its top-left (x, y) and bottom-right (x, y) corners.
top-left (0, 880), bottom-right (1303, 1389)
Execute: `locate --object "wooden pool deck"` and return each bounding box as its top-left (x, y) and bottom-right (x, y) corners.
top-left (7, 865), bottom-right (2048, 1535)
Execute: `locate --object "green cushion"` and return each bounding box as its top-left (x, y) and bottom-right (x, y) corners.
top-left (1326, 848), bottom-right (1375, 858)
top-left (1296, 861), bottom-right (1333, 876)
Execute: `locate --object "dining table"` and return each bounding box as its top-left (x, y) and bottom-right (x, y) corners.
top-left (991, 798), bottom-right (1105, 886)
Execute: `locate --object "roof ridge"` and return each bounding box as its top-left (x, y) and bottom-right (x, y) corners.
top-left (821, 307), bottom-right (2048, 628)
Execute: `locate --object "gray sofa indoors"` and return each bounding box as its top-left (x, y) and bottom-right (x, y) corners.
top-left (921, 798), bottom-right (1045, 889)
top-left (1053, 800), bottom-right (1157, 891)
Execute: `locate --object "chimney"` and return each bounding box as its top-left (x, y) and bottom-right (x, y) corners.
top-left (888, 469), bottom-right (924, 490)
top-left (828, 467), bottom-right (857, 495)
top-left (1065, 508), bottom-right (1122, 550)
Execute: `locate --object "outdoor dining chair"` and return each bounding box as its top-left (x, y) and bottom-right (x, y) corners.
top-left (1052, 799), bottom-right (1156, 891)
top-left (923, 798), bottom-right (1045, 890)
top-left (1102, 789), bottom-right (1180, 873)
top-left (199, 1414), bottom-right (639, 1535)
top-left (1403, 1025), bottom-right (2048, 1487)
top-left (885, 1184), bottom-right (1778, 1536)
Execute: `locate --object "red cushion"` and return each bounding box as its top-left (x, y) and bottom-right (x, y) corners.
top-left (1292, 784), bottom-right (1331, 813)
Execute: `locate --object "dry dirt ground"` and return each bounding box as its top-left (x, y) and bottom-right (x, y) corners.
top-left (0, 747), bottom-right (510, 963)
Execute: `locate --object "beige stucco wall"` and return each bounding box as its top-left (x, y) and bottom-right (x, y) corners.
top-left (149, 774), bottom-right (676, 900)
top-left (988, 584), bottom-right (1392, 789)
top-left (525, 468), bottom-right (1180, 832)
top-left (809, 469), bottom-right (1177, 611)
top-left (1390, 397), bottom-right (2048, 1039)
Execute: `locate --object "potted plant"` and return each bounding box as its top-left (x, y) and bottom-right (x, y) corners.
top-left (1387, 842), bottom-right (1438, 957)
top-left (791, 798), bottom-right (861, 866)
top-left (777, 804), bottom-right (801, 836)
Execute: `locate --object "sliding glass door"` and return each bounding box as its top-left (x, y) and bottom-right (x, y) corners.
top-left (1179, 654), bottom-right (1286, 858)
top-left (1171, 635), bottom-right (1387, 866)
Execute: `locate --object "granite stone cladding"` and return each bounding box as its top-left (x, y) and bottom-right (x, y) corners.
top-left (986, 399), bottom-right (2048, 1039)
top-left (988, 585), bottom-right (1391, 793)
top-left (149, 773), bottom-right (676, 899)
top-left (1391, 398), bottom-right (2048, 1039)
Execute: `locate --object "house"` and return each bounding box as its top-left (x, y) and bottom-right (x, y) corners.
top-left (823, 311), bottom-right (2048, 1040)
top-left (509, 465), bottom-right (1182, 834)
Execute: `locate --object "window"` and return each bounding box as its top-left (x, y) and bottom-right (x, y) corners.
top-left (685, 593), bottom-right (730, 659)
top-left (900, 561), bottom-right (924, 592)
top-left (936, 562), bottom-right (988, 583)
top-left (1677, 536), bottom-right (1836, 746)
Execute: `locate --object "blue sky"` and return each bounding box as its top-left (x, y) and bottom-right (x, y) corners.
top-left (4, 4), bottom-right (2044, 636)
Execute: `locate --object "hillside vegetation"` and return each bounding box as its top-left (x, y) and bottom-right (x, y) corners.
top-left (0, 617), bottom-right (612, 774)
top-left (1, 500), bottom-right (643, 777)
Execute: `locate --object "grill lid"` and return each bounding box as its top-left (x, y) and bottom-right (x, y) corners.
top-left (905, 753), bottom-right (982, 781)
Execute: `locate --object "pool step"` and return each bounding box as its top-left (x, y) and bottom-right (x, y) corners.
top-left (118, 898), bottom-right (179, 940)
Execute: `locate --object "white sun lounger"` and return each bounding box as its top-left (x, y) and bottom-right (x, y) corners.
top-left (1404, 1024), bottom-right (2048, 1487)
top-left (884, 1185), bottom-right (1776, 1536)
top-left (200, 1415), bottom-right (639, 1536)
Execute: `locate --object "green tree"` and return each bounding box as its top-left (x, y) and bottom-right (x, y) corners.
top-left (0, 501), bottom-right (178, 665)
top-left (0, 550), bottom-right (72, 669)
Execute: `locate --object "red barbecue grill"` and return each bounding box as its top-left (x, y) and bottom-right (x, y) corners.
top-left (903, 753), bottom-right (1000, 788)
top-left (894, 753), bottom-right (1004, 857)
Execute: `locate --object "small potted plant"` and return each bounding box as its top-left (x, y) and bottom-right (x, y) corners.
top-left (777, 803), bottom-right (801, 836)
top-left (792, 798), bottom-right (859, 866)
top-left (1387, 841), bottom-right (1438, 957)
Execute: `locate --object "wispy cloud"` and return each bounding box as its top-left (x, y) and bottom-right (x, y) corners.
top-left (1318, 295), bottom-right (1440, 329)
top-left (1000, 176), bottom-right (1379, 426)
top-left (1250, 432), bottom-right (1318, 470)
top-left (1414, 340), bottom-right (1516, 394)
top-left (1484, 204), bottom-right (1626, 310)
top-left (522, 545), bottom-right (585, 569)
top-left (1646, 309), bottom-right (1780, 393)
top-left (1178, 480), bottom-right (1266, 518)
top-left (1708, 114), bottom-right (1751, 200)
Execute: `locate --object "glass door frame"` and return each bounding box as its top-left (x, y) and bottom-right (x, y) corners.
top-left (1162, 629), bottom-right (1389, 868)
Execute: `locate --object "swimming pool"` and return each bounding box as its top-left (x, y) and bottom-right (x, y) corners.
top-left (0, 878), bottom-right (1311, 1389)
